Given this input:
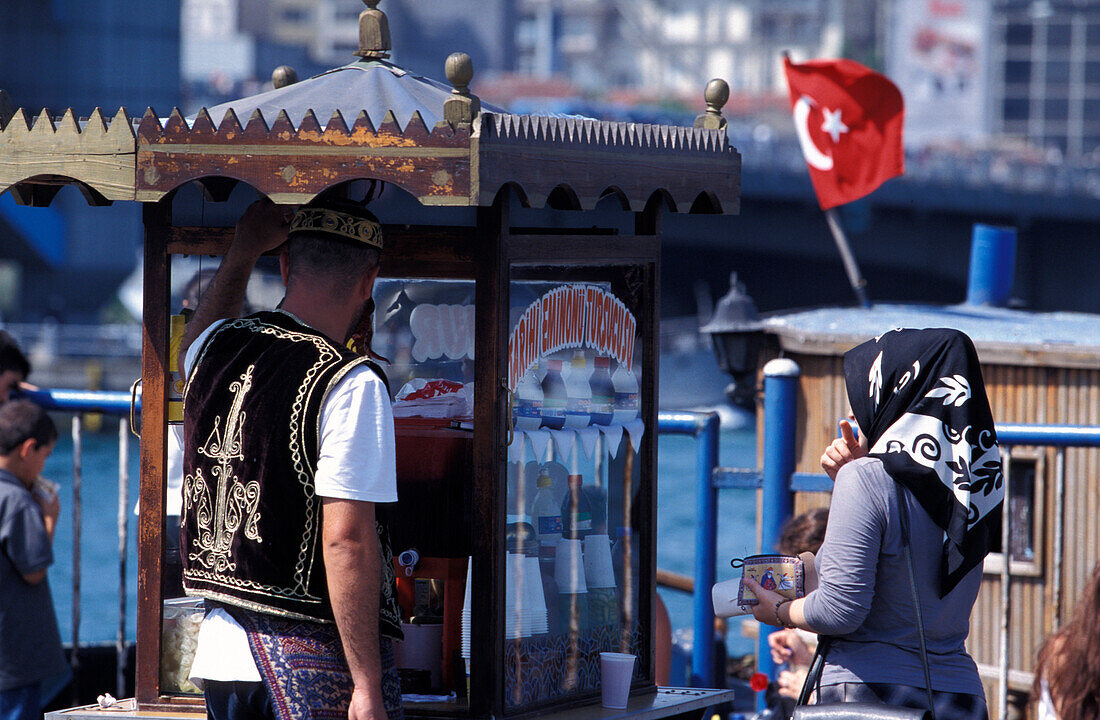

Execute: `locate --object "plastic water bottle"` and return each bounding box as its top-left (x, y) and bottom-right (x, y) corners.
top-left (563, 351), bottom-right (591, 428)
top-left (540, 359), bottom-right (567, 430)
top-left (611, 362), bottom-right (639, 424)
top-left (560, 474), bottom-right (592, 540)
top-left (513, 367), bottom-right (543, 431)
top-left (530, 467), bottom-right (561, 571)
top-left (589, 356), bottom-right (614, 425)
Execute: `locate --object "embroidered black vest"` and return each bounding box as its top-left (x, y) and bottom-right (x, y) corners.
top-left (181, 310), bottom-right (401, 638)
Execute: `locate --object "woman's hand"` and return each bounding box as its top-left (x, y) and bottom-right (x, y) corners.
top-left (820, 419), bottom-right (867, 480)
top-left (777, 667), bottom-right (808, 699)
top-left (744, 576), bottom-right (788, 627)
top-left (768, 628), bottom-right (813, 667)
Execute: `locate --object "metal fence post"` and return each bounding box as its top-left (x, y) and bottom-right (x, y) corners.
top-left (691, 412), bottom-right (721, 687)
top-left (757, 358), bottom-right (799, 709)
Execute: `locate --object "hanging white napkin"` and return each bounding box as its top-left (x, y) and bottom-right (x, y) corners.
top-left (576, 426), bottom-right (600, 461)
top-left (522, 429), bottom-right (552, 463)
top-left (599, 424), bottom-right (625, 459)
top-left (550, 428), bottom-right (576, 463)
top-left (624, 418), bottom-right (646, 453)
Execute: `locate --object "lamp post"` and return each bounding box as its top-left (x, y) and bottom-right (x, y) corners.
top-left (700, 272), bottom-right (764, 409)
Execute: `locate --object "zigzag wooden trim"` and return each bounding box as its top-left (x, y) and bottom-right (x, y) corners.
top-left (0, 106), bottom-right (133, 143)
top-left (483, 112), bottom-right (729, 154)
top-left (0, 106), bottom-right (135, 202)
top-left (136, 106), bottom-right (467, 146)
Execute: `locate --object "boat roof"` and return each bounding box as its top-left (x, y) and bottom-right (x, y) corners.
top-left (763, 302), bottom-right (1100, 369)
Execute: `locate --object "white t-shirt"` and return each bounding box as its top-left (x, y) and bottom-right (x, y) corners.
top-left (185, 313), bottom-right (397, 684)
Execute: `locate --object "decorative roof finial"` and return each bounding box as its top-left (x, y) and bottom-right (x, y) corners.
top-left (355, 0), bottom-right (391, 60)
top-left (694, 78), bottom-right (729, 130)
top-left (272, 66), bottom-right (299, 89)
top-left (443, 52), bottom-right (481, 126)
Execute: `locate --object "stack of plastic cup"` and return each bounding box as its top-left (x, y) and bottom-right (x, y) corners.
top-left (582, 534), bottom-right (617, 626)
top-left (554, 538), bottom-right (587, 594)
top-left (505, 553), bottom-right (549, 638)
top-left (554, 538), bottom-right (588, 631)
top-left (460, 558), bottom-right (472, 661)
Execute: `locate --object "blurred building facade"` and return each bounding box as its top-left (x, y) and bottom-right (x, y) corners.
top-left (991, 0), bottom-right (1100, 160)
top-left (0, 0), bottom-right (180, 322)
top-left (512, 0), bottom-right (846, 97)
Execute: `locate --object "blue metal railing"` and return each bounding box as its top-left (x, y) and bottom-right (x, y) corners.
top-left (656, 410), bottom-right (720, 689)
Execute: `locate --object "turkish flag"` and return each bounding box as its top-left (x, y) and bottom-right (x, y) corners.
top-left (783, 57), bottom-right (905, 210)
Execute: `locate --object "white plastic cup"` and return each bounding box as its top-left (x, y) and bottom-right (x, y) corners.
top-left (582, 534), bottom-right (615, 588)
top-left (599, 652), bottom-right (636, 709)
top-left (554, 538), bottom-right (587, 593)
top-left (711, 578), bottom-right (752, 619)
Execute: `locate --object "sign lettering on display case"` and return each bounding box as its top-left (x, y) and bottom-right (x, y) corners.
top-left (508, 285), bottom-right (636, 390)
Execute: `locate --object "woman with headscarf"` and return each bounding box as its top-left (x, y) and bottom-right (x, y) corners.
top-left (746, 328), bottom-right (1002, 720)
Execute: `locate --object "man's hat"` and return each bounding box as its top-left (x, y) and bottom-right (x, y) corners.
top-left (288, 198), bottom-right (383, 250)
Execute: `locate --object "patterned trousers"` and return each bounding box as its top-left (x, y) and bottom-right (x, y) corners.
top-left (233, 610), bottom-right (404, 720)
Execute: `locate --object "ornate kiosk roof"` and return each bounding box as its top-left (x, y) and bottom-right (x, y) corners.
top-left (0, 2), bottom-right (740, 213)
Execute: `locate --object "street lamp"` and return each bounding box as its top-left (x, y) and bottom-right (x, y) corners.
top-left (700, 272), bottom-right (764, 408)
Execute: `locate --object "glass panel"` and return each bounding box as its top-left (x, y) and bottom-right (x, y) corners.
top-left (372, 277), bottom-right (475, 710)
top-left (503, 269), bottom-right (646, 712)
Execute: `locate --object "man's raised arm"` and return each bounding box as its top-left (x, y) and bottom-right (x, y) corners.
top-left (177, 198), bottom-right (289, 372)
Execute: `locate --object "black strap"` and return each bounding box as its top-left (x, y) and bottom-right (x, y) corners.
top-left (896, 483), bottom-right (937, 720)
top-left (792, 484), bottom-right (937, 720)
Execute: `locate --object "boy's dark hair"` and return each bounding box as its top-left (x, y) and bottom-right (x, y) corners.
top-left (0, 400), bottom-right (57, 455)
top-left (0, 331), bottom-right (30, 378)
top-left (776, 507), bottom-right (829, 556)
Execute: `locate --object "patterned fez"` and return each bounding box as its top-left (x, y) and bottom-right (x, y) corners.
top-left (288, 202), bottom-right (383, 250)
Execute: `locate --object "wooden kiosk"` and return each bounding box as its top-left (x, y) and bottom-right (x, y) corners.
top-left (2, 3), bottom-right (740, 717)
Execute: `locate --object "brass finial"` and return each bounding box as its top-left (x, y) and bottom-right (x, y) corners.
top-left (355, 0), bottom-right (391, 59)
top-left (443, 52), bottom-right (480, 126)
top-left (272, 66), bottom-right (299, 89)
top-left (694, 78), bottom-right (729, 130)
top-left (0, 89), bottom-right (14, 129)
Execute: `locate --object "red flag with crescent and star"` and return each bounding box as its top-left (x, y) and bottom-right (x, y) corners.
top-left (783, 56), bottom-right (905, 210)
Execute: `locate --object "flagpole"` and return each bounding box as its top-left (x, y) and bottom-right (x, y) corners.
top-left (824, 207), bottom-right (872, 308)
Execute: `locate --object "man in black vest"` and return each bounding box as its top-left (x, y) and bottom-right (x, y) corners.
top-left (177, 196), bottom-right (402, 720)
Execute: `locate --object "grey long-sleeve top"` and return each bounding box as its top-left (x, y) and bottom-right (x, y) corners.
top-left (801, 457), bottom-right (985, 695)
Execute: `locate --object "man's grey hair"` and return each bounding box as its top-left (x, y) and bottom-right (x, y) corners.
top-left (286, 233), bottom-right (381, 289)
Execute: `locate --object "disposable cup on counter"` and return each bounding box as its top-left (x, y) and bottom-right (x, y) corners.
top-left (599, 652), bottom-right (636, 709)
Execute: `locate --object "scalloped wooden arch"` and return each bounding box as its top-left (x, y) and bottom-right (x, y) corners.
top-left (545, 184), bottom-right (582, 211)
top-left (644, 188), bottom-right (677, 215)
top-left (598, 186), bottom-right (632, 212)
top-left (489, 181), bottom-right (530, 210)
top-left (689, 190), bottom-right (722, 214)
top-left (1, 175), bottom-right (112, 207)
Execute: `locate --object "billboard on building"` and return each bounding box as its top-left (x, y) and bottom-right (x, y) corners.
top-left (888, 0), bottom-right (991, 148)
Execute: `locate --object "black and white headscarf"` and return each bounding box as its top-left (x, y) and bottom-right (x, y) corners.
top-left (844, 328), bottom-right (1004, 597)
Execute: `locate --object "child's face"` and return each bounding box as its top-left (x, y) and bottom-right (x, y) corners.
top-left (20, 440), bottom-right (54, 485)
